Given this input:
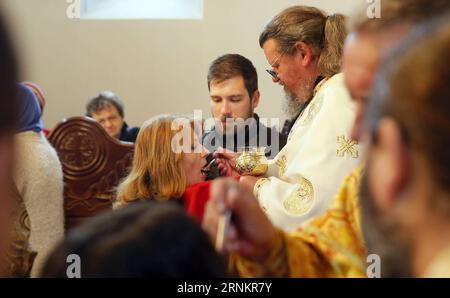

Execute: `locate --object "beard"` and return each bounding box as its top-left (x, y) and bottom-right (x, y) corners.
top-left (282, 87), bottom-right (304, 118)
top-left (214, 109), bottom-right (254, 141)
top-left (282, 76), bottom-right (316, 118)
top-left (360, 169), bottom-right (413, 277)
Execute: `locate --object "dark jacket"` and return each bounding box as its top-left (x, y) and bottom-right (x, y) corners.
top-left (119, 122), bottom-right (139, 143)
top-left (201, 113), bottom-right (287, 159)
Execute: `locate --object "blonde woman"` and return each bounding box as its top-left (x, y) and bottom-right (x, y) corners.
top-left (114, 114), bottom-right (212, 221)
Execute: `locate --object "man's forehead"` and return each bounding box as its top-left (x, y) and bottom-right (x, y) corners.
top-left (262, 39), bottom-right (282, 56)
top-left (343, 34), bottom-right (381, 100)
top-left (345, 22), bottom-right (412, 61)
top-left (343, 25), bottom-right (413, 98)
top-left (344, 34), bottom-right (380, 66)
top-left (210, 76), bottom-right (246, 93)
top-left (344, 35), bottom-right (381, 76)
top-left (93, 103), bottom-right (120, 116)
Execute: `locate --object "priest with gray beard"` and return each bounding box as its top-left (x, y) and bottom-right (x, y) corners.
top-left (215, 6), bottom-right (362, 232)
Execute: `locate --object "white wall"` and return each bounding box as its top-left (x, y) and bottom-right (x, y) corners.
top-left (1, 0), bottom-right (366, 128)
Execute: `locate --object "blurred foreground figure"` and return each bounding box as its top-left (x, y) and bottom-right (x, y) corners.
top-left (0, 11), bottom-right (20, 276)
top-left (41, 201), bottom-right (227, 277)
top-left (203, 0), bottom-right (450, 278)
top-left (361, 16), bottom-right (450, 278)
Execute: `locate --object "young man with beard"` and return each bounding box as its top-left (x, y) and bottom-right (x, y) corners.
top-left (203, 54), bottom-right (286, 159)
top-left (203, 0), bottom-right (450, 277)
top-left (216, 6), bottom-right (362, 232)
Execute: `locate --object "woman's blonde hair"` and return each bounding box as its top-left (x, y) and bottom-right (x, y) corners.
top-left (114, 115), bottom-right (189, 208)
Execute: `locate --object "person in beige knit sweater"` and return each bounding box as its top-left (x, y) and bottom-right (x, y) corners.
top-left (11, 85), bottom-right (64, 277)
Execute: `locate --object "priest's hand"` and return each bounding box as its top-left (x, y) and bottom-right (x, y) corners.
top-left (202, 178), bottom-right (278, 262)
top-left (214, 148), bottom-right (239, 177)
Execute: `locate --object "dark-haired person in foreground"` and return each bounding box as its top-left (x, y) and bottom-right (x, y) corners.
top-left (41, 201), bottom-right (227, 277)
top-left (0, 10), bottom-right (20, 277)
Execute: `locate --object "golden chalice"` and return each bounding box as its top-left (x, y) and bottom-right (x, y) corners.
top-left (236, 147), bottom-right (268, 176)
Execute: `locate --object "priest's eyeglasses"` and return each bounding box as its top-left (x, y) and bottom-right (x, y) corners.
top-left (266, 43), bottom-right (298, 79)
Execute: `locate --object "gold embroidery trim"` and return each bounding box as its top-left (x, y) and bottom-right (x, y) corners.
top-left (253, 177), bottom-right (271, 201)
top-left (298, 77), bottom-right (328, 127)
top-left (282, 177), bottom-right (315, 215)
top-left (275, 155), bottom-right (287, 177)
top-left (299, 94), bottom-right (324, 126)
top-left (313, 77), bottom-right (328, 96)
top-left (337, 135), bottom-right (359, 158)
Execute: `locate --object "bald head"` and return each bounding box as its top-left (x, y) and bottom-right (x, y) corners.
top-left (343, 33), bottom-right (381, 141)
top-left (343, 23), bottom-right (413, 141)
top-left (343, 33), bottom-right (380, 103)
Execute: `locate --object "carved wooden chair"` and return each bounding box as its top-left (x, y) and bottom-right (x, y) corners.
top-left (48, 116), bottom-right (134, 231)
